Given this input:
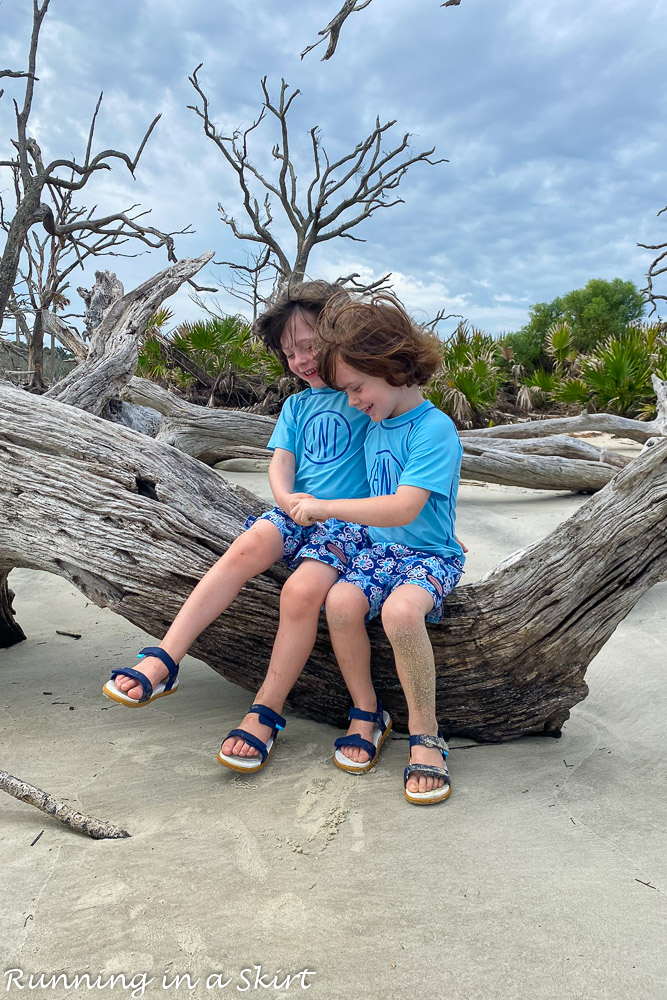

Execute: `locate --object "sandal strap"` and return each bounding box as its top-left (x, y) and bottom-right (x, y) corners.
top-left (333, 734), bottom-right (378, 759)
top-left (404, 763), bottom-right (450, 785)
top-left (348, 699), bottom-right (386, 730)
top-left (109, 666), bottom-right (154, 703)
top-left (224, 728), bottom-right (270, 762)
top-left (138, 647), bottom-right (179, 691)
top-left (248, 704), bottom-right (286, 731)
top-left (409, 732), bottom-right (449, 757)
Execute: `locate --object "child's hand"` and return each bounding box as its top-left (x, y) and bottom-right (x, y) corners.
top-left (290, 496), bottom-right (327, 526)
top-left (456, 535), bottom-right (468, 553)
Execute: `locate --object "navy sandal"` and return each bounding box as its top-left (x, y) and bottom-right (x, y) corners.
top-left (333, 700), bottom-right (392, 773)
top-left (103, 646), bottom-right (180, 707)
top-left (217, 704), bottom-right (287, 773)
top-left (404, 732), bottom-right (451, 805)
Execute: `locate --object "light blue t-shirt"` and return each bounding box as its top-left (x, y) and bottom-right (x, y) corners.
top-left (268, 387), bottom-right (370, 500)
top-left (365, 399), bottom-right (464, 559)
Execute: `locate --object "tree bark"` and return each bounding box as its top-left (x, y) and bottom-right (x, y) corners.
top-left (2, 383), bottom-right (666, 742)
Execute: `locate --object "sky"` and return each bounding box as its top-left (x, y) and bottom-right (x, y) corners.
top-left (1, 0), bottom-right (666, 338)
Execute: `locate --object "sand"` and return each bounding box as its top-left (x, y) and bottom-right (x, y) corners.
top-left (1, 436), bottom-right (665, 1000)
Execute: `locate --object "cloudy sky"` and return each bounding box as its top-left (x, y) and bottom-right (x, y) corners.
top-left (1, 0), bottom-right (665, 336)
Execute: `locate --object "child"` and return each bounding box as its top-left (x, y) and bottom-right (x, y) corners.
top-left (290, 293), bottom-right (465, 805)
top-left (103, 280), bottom-right (371, 773)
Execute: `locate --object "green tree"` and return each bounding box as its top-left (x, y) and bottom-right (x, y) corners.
top-left (560, 279), bottom-right (645, 352)
top-left (501, 279), bottom-right (645, 370)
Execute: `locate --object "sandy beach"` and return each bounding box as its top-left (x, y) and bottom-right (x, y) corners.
top-left (1, 436), bottom-right (666, 1000)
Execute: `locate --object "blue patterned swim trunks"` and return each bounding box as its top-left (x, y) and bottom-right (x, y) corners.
top-left (244, 507), bottom-right (361, 570)
top-left (297, 519), bottom-right (370, 574)
top-left (336, 542), bottom-right (464, 623)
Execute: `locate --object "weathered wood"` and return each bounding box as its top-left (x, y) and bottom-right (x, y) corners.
top-left (122, 376), bottom-right (275, 463)
top-left (0, 770), bottom-right (130, 840)
top-left (2, 383), bottom-right (666, 741)
top-left (461, 450), bottom-right (618, 491)
top-left (0, 567), bottom-right (26, 648)
top-left (461, 380), bottom-right (667, 443)
top-left (44, 254), bottom-right (213, 415)
top-left (461, 433), bottom-right (629, 469)
top-left (123, 377), bottom-right (622, 490)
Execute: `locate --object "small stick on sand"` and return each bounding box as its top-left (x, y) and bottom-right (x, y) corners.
top-left (0, 770), bottom-right (131, 840)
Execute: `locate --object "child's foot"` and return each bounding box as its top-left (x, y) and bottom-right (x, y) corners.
top-left (334, 700), bottom-right (392, 772)
top-left (112, 655), bottom-right (169, 701)
top-left (405, 744), bottom-right (448, 794)
top-left (403, 733), bottom-right (451, 805)
top-left (220, 710), bottom-right (278, 759)
top-left (338, 714), bottom-right (376, 764)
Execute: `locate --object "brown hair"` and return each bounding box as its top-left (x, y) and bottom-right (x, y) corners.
top-left (253, 280), bottom-right (348, 374)
top-left (316, 292), bottom-right (443, 388)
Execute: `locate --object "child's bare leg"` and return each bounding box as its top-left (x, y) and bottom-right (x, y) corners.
top-left (221, 559), bottom-right (339, 757)
top-left (381, 584), bottom-right (445, 795)
top-left (114, 520), bottom-right (286, 700)
top-left (325, 582), bottom-right (376, 764)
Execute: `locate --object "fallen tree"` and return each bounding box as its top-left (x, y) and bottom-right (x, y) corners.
top-left (459, 378), bottom-right (667, 444)
top-left (2, 384), bottom-right (666, 741)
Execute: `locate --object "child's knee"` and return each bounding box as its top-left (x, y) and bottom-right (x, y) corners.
top-left (325, 583), bottom-right (366, 629)
top-left (381, 601), bottom-right (426, 643)
top-left (280, 572), bottom-right (324, 615)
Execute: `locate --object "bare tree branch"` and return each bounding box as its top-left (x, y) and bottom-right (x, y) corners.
top-left (302, 0), bottom-right (462, 62)
top-left (639, 205), bottom-right (667, 313)
top-left (0, 769), bottom-right (130, 840)
top-left (189, 70), bottom-right (447, 285)
top-left (301, 0), bottom-right (375, 61)
top-left (0, 4), bottom-right (197, 331)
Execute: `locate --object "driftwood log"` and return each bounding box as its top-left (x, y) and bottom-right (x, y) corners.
top-left (0, 770), bottom-right (130, 840)
top-left (460, 378), bottom-right (667, 444)
top-left (122, 376), bottom-right (276, 463)
top-left (2, 383), bottom-right (666, 741)
top-left (45, 254), bottom-right (213, 415)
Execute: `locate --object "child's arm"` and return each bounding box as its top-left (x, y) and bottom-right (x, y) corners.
top-left (289, 486), bottom-right (430, 528)
top-left (269, 448), bottom-right (313, 511)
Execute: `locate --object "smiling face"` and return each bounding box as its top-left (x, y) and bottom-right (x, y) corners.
top-left (280, 311), bottom-right (326, 388)
top-left (334, 359), bottom-right (423, 421)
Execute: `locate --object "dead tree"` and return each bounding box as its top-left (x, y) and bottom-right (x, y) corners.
top-left (2, 383), bottom-right (666, 741)
top-left (640, 202), bottom-right (667, 315)
top-left (0, 0), bottom-right (211, 382)
top-left (44, 255), bottom-right (213, 416)
top-left (303, 0), bottom-right (462, 61)
top-left (459, 378), bottom-right (667, 445)
top-left (188, 68), bottom-right (446, 286)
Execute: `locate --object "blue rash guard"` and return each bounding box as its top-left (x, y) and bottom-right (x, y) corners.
top-left (268, 386), bottom-right (370, 499)
top-left (364, 399), bottom-right (464, 560)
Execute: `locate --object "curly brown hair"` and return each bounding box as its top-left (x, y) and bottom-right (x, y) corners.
top-left (253, 280), bottom-right (348, 374)
top-left (316, 293), bottom-right (443, 388)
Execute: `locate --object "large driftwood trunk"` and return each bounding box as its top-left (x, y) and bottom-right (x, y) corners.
top-left (45, 254), bottom-right (213, 415)
top-left (2, 384), bottom-right (666, 741)
top-left (122, 377), bottom-right (276, 462)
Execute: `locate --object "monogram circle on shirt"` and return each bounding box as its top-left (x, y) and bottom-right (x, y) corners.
top-left (303, 411), bottom-right (352, 465)
top-left (368, 449), bottom-right (403, 495)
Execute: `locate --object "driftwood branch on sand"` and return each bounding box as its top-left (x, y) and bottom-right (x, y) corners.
top-left (2, 383), bottom-right (666, 742)
top-left (0, 770), bottom-right (130, 840)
